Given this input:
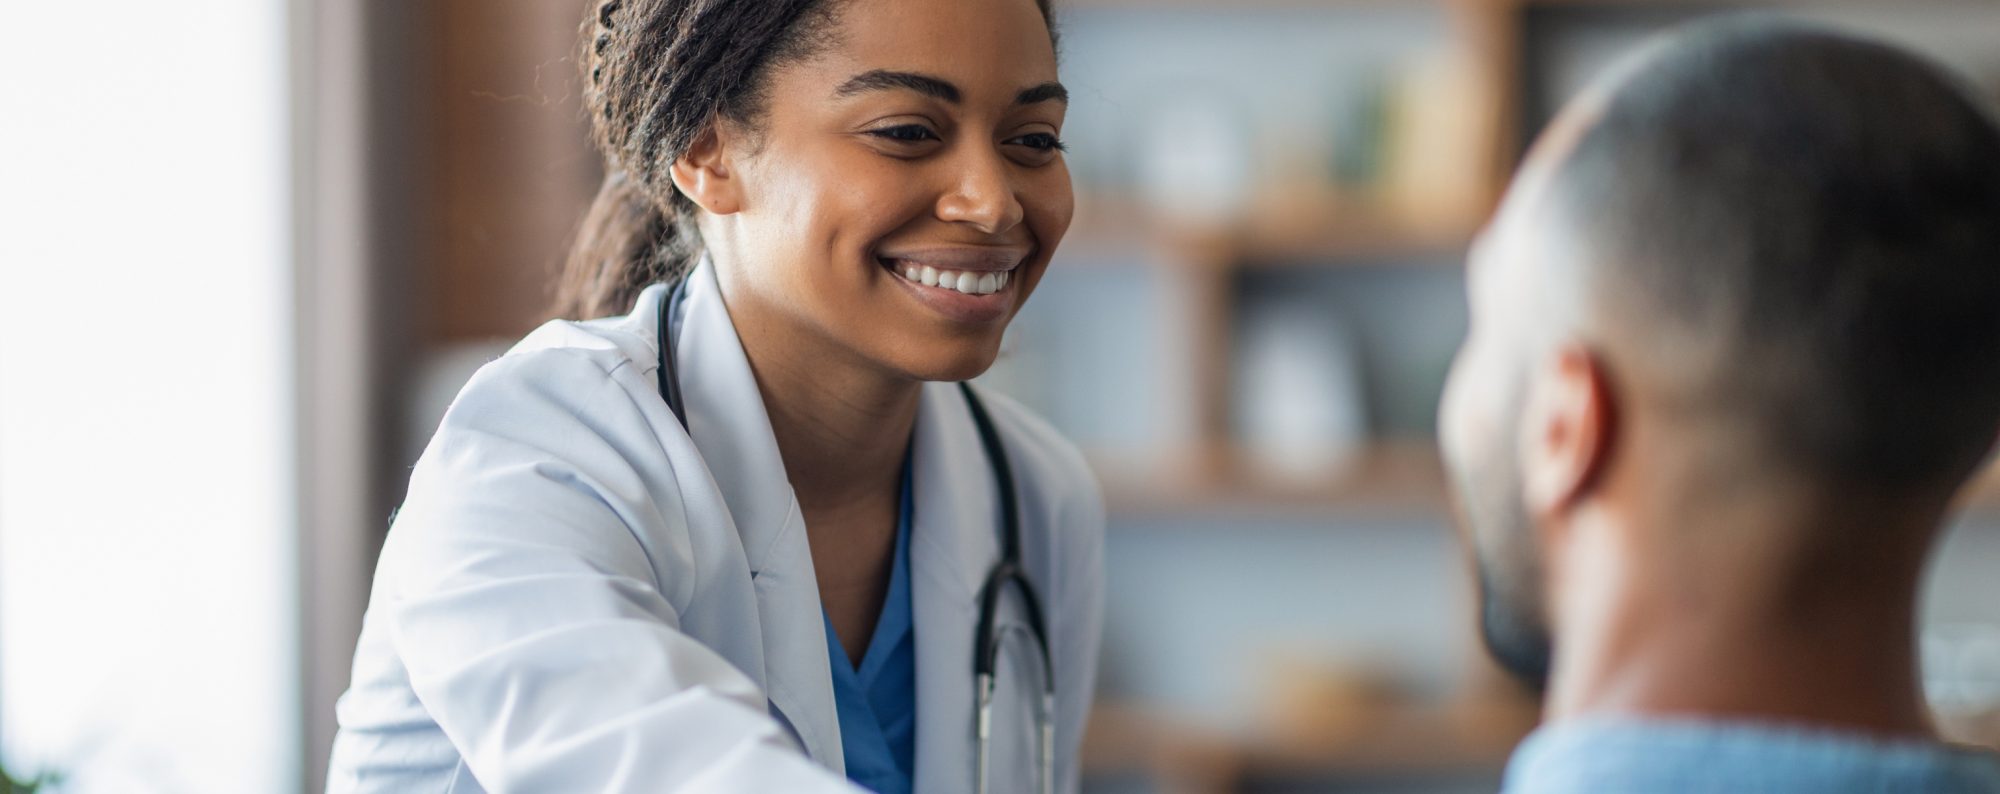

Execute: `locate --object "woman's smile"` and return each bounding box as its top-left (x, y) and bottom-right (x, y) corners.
top-left (876, 243), bottom-right (1031, 323)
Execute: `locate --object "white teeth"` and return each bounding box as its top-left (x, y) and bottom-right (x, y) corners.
top-left (890, 260), bottom-right (1013, 295)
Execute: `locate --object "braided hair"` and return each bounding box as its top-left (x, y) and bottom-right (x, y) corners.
top-left (552, 0), bottom-right (1058, 320)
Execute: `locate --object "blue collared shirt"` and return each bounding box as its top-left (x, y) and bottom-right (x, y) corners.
top-left (821, 461), bottom-right (917, 794)
top-left (1504, 717), bottom-right (2000, 793)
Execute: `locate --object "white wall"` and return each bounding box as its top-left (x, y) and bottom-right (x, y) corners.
top-left (0, 2), bottom-right (298, 792)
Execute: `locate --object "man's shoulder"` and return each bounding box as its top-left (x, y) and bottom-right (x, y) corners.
top-left (1503, 717), bottom-right (2000, 794)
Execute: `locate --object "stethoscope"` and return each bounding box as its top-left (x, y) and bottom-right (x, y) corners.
top-left (654, 275), bottom-right (1055, 794)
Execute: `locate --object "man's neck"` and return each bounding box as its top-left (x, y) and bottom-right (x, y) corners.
top-left (1544, 501), bottom-right (1940, 740)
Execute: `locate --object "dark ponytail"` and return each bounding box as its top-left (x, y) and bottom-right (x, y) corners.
top-left (551, 0), bottom-right (836, 320)
top-left (552, 171), bottom-right (692, 321)
top-left (550, 0), bottom-right (1061, 320)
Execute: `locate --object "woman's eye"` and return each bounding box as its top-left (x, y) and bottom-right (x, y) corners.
top-left (1011, 132), bottom-right (1066, 153)
top-left (868, 124), bottom-right (939, 144)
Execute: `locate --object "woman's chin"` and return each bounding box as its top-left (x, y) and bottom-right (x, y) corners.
top-left (889, 339), bottom-right (1006, 384)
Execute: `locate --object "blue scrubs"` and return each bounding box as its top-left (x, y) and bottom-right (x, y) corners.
top-left (821, 459), bottom-right (917, 794)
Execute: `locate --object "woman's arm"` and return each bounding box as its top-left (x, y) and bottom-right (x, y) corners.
top-left (379, 349), bottom-right (857, 793)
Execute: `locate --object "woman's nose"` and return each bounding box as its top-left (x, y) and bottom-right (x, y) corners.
top-left (934, 149), bottom-right (1025, 235)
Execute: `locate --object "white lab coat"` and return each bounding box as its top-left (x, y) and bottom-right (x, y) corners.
top-left (326, 260), bottom-right (1106, 793)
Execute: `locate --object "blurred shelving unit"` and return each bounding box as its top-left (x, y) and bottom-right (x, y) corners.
top-left (1022, 1), bottom-right (2000, 791)
top-left (1082, 696), bottom-right (1538, 793)
top-left (1029, 0), bottom-right (2000, 519)
top-left (1030, 0), bottom-right (1510, 520)
top-left (1030, 6), bottom-right (1531, 787)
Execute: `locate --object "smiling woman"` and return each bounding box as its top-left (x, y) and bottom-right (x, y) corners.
top-left (326, 0), bottom-right (1104, 792)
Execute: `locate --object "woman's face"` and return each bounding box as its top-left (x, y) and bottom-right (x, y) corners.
top-left (701, 0), bottom-right (1071, 383)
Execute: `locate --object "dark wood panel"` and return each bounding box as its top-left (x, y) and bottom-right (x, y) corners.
top-left (433, 0), bottom-right (602, 340)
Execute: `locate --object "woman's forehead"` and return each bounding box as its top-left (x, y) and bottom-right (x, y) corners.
top-left (807, 0), bottom-right (1058, 96)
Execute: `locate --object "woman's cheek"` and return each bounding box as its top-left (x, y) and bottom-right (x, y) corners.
top-left (841, 168), bottom-right (923, 226)
top-left (1025, 163), bottom-right (1075, 246)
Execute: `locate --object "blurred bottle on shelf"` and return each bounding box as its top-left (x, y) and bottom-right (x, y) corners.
top-left (1137, 89), bottom-right (1256, 231)
top-left (1382, 54), bottom-right (1488, 237)
top-left (1233, 300), bottom-right (1369, 487)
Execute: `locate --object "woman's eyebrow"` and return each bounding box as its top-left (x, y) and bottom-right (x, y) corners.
top-left (832, 71), bottom-right (1070, 108)
top-left (834, 70), bottom-right (960, 103)
top-left (1015, 82), bottom-right (1068, 107)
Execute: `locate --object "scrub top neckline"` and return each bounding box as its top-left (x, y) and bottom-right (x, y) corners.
top-left (820, 452), bottom-right (918, 794)
top-left (825, 454), bottom-right (915, 678)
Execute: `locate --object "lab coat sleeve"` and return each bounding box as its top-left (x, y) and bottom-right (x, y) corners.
top-left (379, 349), bottom-right (857, 793)
top-left (1053, 460), bottom-right (1106, 794)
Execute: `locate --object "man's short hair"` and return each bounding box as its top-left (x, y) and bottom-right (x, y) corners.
top-left (1547, 19), bottom-right (2000, 490)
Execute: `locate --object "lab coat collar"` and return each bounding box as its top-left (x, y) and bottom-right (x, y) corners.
top-left (910, 379), bottom-right (1007, 792)
top-left (671, 258), bottom-right (845, 773)
top-left (674, 258), bottom-right (796, 580)
top-left (909, 381), bottom-right (1006, 600)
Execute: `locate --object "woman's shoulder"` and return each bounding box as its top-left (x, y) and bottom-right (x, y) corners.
top-left (447, 300), bottom-right (663, 413)
top-left (425, 307), bottom-right (675, 470)
top-left (396, 305), bottom-right (698, 599)
top-left (497, 301), bottom-right (660, 381)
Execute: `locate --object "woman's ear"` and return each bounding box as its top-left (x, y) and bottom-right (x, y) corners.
top-left (669, 126), bottom-right (743, 216)
top-left (1520, 343), bottom-right (1616, 519)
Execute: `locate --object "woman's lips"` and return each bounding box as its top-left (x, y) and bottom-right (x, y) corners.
top-left (878, 246), bottom-right (1029, 273)
top-left (876, 253), bottom-right (1025, 324)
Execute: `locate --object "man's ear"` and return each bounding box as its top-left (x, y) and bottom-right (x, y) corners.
top-left (669, 126), bottom-right (743, 216)
top-left (1520, 343), bottom-right (1616, 519)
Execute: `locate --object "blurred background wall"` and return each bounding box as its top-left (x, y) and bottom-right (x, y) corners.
top-left (3, 1), bottom-right (1999, 792)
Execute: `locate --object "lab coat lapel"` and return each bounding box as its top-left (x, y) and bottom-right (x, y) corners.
top-left (674, 259), bottom-right (844, 773)
top-left (910, 382), bottom-right (1004, 792)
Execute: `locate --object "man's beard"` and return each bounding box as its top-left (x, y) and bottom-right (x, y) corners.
top-left (1448, 388), bottom-right (1555, 691)
top-left (1476, 546), bottom-right (1554, 691)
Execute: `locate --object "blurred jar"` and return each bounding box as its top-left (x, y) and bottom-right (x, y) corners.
top-left (1138, 89), bottom-right (1255, 228)
top-left (1233, 301), bottom-right (1369, 486)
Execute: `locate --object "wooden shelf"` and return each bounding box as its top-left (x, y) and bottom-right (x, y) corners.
top-left (1063, 193), bottom-right (1478, 269)
top-left (1093, 441), bottom-right (1452, 516)
top-left (1083, 697), bottom-right (1538, 791)
top-left (1233, 216), bottom-right (1475, 266)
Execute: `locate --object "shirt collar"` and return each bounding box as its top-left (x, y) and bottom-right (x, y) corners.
top-left (1505, 716), bottom-right (2000, 793)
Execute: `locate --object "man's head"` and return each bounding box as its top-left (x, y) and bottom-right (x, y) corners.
top-left (1440, 19), bottom-right (2000, 688)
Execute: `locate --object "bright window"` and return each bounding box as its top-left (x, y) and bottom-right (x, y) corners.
top-left (0, 2), bottom-right (298, 792)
